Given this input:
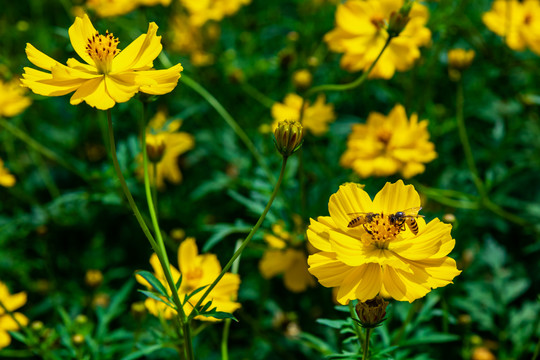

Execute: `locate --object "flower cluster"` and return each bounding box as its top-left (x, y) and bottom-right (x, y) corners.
top-left (483, 0), bottom-right (540, 55)
top-left (180, 0), bottom-right (251, 27)
top-left (340, 104), bottom-right (437, 179)
top-left (259, 221), bottom-right (315, 293)
top-left (83, 0), bottom-right (171, 18)
top-left (307, 181), bottom-right (461, 304)
top-left (0, 281), bottom-right (28, 349)
top-left (138, 110), bottom-right (194, 189)
top-left (136, 238), bottom-right (241, 321)
top-left (271, 94), bottom-right (336, 136)
top-left (324, 0), bottom-right (431, 79)
top-left (21, 15), bottom-right (183, 110)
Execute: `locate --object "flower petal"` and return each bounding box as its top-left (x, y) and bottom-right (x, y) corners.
top-left (390, 219), bottom-right (452, 261)
top-left (336, 263), bottom-right (382, 303)
top-left (25, 43), bottom-right (62, 71)
top-left (68, 14), bottom-right (98, 66)
top-left (113, 22), bottom-right (163, 72)
top-left (306, 216), bottom-right (334, 252)
top-left (372, 180), bottom-right (421, 214)
top-left (105, 75), bottom-right (139, 103)
top-left (328, 182), bottom-right (374, 232)
top-left (69, 76), bottom-right (115, 110)
top-left (21, 67), bottom-right (84, 97)
top-left (308, 251), bottom-right (355, 288)
top-left (136, 64), bottom-right (183, 95)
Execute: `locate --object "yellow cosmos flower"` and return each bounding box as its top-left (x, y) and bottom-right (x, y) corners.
top-left (271, 94), bottom-right (336, 136)
top-left (259, 222), bottom-right (316, 293)
top-left (180, 0), bottom-right (251, 26)
top-left (136, 238), bottom-right (241, 321)
top-left (138, 110), bottom-right (194, 189)
top-left (324, 0), bottom-right (431, 79)
top-left (0, 282), bottom-right (29, 349)
top-left (483, 0), bottom-right (540, 55)
top-left (307, 181), bottom-right (461, 304)
top-left (340, 104), bottom-right (436, 179)
top-left (21, 14), bottom-right (183, 110)
top-left (0, 159), bottom-right (16, 188)
top-left (168, 14), bottom-right (218, 67)
top-left (0, 79), bottom-right (32, 117)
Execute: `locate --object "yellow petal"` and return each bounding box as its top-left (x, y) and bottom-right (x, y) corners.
top-left (104, 76), bottom-right (139, 103)
top-left (328, 182), bottom-right (374, 232)
top-left (0, 312), bottom-right (28, 330)
top-left (259, 250), bottom-right (291, 279)
top-left (113, 22), bottom-right (163, 72)
top-left (0, 330), bottom-right (11, 350)
top-left (306, 216), bottom-right (334, 252)
top-left (136, 64), bottom-right (183, 95)
top-left (69, 76), bottom-right (115, 110)
top-left (336, 263), bottom-right (382, 304)
top-left (372, 180), bottom-right (421, 214)
top-left (178, 237), bottom-right (198, 275)
top-left (283, 250), bottom-right (315, 293)
top-left (68, 14), bottom-right (98, 66)
top-left (25, 43), bottom-right (62, 71)
top-left (308, 251), bottom-right (355, 288)
top-left (21, 68), bottom-right (84, 97)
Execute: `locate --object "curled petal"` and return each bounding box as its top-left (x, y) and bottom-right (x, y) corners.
top-left (113, 22), bottom-right (163, 72)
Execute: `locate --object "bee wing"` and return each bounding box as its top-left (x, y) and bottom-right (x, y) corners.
top-left (401, 207), bottom-right (422, 216)
top-left (347, 212), bottom-right (374, 216)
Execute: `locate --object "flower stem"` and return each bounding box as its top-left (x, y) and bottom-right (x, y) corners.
top-left (180, 74), bottom-right (276, 185)
top-left (138, 104), bottom-right (193, 359)
top-left (363, 328), bottom-right (372, 360)
top-left (222, 239), bottom-right (243, 360)
top-left (348, 301), bottom-right (364, 354)
top-left (192, 156), bottom-right (289, 314)
top-left (106, 110), bottom-right (192, 358)
top-left (0, 117), bottom-right (87, 181)
top-left (306, 35), bottom-right (393, 96)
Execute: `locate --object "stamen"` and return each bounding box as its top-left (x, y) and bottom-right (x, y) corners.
top-left (85, 30), bottom-right (120, 73)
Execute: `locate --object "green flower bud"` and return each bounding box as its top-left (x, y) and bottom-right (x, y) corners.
top-left (354, 296), bottom-right (389, 328)
top-left (387, 0), bottom-right (414, 37)
top-left (274, 120), bottom-right (304, 157)
top-left (146, 134), bottom-right (166, 163)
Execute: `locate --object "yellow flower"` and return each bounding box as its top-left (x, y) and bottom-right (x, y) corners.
top-left (85, 0), bottom-right (171, 18)
top-left (21, 14), bottom-right (183, 110)
top-left (271, 94), bottom-right (336, 136)
top-left (324, 0), bottom-right (431, 79)
top-left (259, 223), bottom-right (316, 293)
top-left (168, 14), bottom-right (217, 67)
top-left (136, 238), bottom-right (241, 321)
top-left (138, 110), bottom-right (194, 189)
top-left (482, 0), bottom-right (540, 55)
top-left (0, 282), bottom-right (29, 349)
top-left (340, 104), bottom-right (436, 178)
top-left (0, 79), bottom-right (32, 117)
top-left (0, 159), bottom-right (16, 188)
top-left (180, 0), bottom-right (251, 26)
top-left (307, 181), bottom-right (461, 304)
top-left (448, 49), bottom-right (475, 70)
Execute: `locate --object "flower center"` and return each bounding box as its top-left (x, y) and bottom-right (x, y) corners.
top-left (376, 128), bottom-right (392, 144)
top-left (524, 13), bottom-right (532, 25)
top-left (363, 214), bottom-right (402, 249)
top-left (86, 31), bottom-right (119, 74)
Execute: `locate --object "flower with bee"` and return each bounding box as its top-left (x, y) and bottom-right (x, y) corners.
top-left (307, 180), bottom-right (461, 303)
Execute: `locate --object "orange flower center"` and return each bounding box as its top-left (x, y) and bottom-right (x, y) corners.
top-left (86, 31), bottom-right (119, 74)
top-left (363, 214), bottom-right (402, 249)
top-left (524, 13), bottom-right (532, 25)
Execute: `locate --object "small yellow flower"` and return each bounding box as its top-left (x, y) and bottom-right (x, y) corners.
top-left (307, 180), bottom-right (461, 304)
top-left (271, 94), bottom-right (335, 136)
top-left (483, 0), bottom-right (540, 55)
top-left (0, 79), bottom-right (32, 117)
top-left (259, 223), bottom-right (316, 293)
top-left (138, 110), bottom-right (194, 189)
top-left (21, 14), bottom-right (183, 110)
top-left (0, 159), bottom-right (16, 188)
top-left (292, 69), bottom-right (313, 91)
top-left (168, 14), bottom-right (217, 67)
top-left (448, 49), bottom-right (475, 70)
top-left (180, 0), bottom-right (251, 26)
top-left (340, 104), bottom-right (437, 178)
top-left (0, 282), bottom-right (29, 349)
top-left (85, 269), bottom-right (103, 288)
top-left (85, 0), bottom-right (171, 18)
top-left (136, 238), bottom-right (241, 321)
top-left (324, 0), bottom-right (431, 79)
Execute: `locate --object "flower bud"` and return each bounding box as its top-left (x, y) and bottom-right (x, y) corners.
top-left (85, 269), bottom-right (103, 288)
top-left (448, 49), bottom-right (475, 71)
top-left (72, 334), bottom-right (85, 345)
top-left (146, 134), bottom-right (166, 163)
top-left (354, 296), bottom-right (388, 328)
top-left (387, 0), bottom-right (413, 37)
top-left (292, 69), bottom-right (313, 91)
top-left (274, 120), bottom-right (304, 157)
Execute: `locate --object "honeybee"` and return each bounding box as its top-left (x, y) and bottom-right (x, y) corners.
top-left (388, 207), bottom-right (424, 235)
top-left (347, 212), bottom-right (378, 234)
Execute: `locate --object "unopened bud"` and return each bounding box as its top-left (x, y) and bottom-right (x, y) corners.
top-left (72, 334), bottom-right (85, 345)
top-left (31, 321), bottom-right (44, 332)
top-left (75, 314), bottom-right (88, 325)
top-left (131, 301), bottom-right (147, 320)
top-left (292, 69), bottom-right (313, 91)
top-left (354, 296), bottom-right (388, 328)
top-left (85, 269), bottom-right (103, 288)
top-left (387, 0), bottom-right (413, 37)
top-left (274, 120), bottom-right (304, 157)
top-left (448, 49), bottom-right (475, 71)
top-left (146, 134), bottom-right (166, 163)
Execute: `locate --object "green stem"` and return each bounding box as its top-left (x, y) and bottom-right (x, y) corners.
top-left (348, 301), bottom-right (363, 354)
top-left (241, 82), bottom-right (275, 109)
top-left (139, 105), bottom-right (193, 359)
top-left (306, 35), bottom-right (393, 96)
top-left (363, 328), bottom-right (372, 360)
top-left (221, 239), bottom-right (242, 360)
top-left (193, 156), bottom-right (289, 314)
top-left (0, 117), bottom-right (87, 181)
top-left (180, 74), bottom-right (275, 184)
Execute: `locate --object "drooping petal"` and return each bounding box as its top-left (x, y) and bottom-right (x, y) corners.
top-left (68, 14), bottom-right (98, 66)
top-left (136, 64), bottom-right (183, 95)
top-left (336, 263), bottom-right (382, 303)
top-left (21, 67), bottom-right (86, 97)
top-left (104, 75), bottom-right (140, 103)
top-left (113, 22), bottom-right (163, 72)
top-left (25, 43), bottom-right (62, 71)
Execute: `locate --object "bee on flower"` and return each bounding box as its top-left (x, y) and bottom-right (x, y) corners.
top-left (259, 220), bottom-right (316, 293)
top-left (340, 104), bottom-right (437, 179)
top-left (324, 0), bottom-right (431, 79)
top-left (307, 180), bottom-right (461, 304)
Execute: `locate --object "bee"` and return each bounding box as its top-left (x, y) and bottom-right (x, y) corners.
top-left (388, 207), bottom-right (424, 235)
top-left (347, 212), bottom-right (378, 234)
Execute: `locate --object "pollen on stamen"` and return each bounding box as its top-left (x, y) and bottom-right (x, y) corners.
top-left (85, 30), bottom-right (120, 73)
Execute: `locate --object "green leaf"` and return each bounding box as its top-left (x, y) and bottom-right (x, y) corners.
top-left (316, 318), bottom-right (348, 329)
top-left (120, 344), bottom-right (171, 360)
top-left (135, 270), bottom-right (169, 297)
top-left (138, 290), bottom-right (175, 309)
top-left (199, 311), bottom-right (238, 322)
top-left (400, 333), bottom-right (459, 346)
top-left (183, 284), bottom-right (209, 304)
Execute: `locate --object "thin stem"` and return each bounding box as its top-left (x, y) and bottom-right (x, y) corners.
top-left (363, 328), bottom-right (372, 360)
top-left (0, 117), bottom-right (87, 181)
top-left (180, 74), bottom-right (275, 185)
top-left (221, 239), bottom-right (243, 360)
top-left (241, 82), bottom-right (275, 109)
top-left (456, 79), bottom-right (485, 198)
top-left (193, 156), bottom-right (289, 314)
top-left (348, 301), bottom-right (363, 354)
top-left (306, 35), bottom-right (393, 96)
top-left (139, 104), bottom-right (193, 359)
